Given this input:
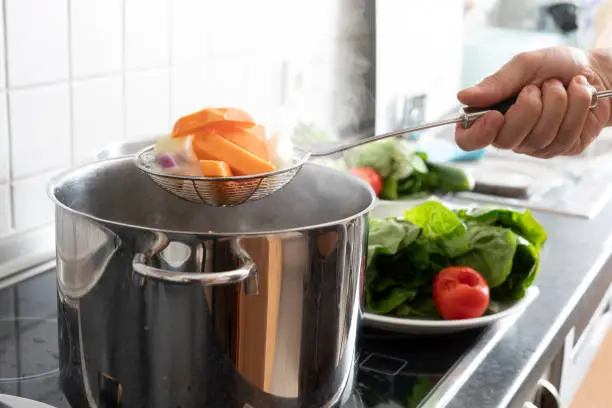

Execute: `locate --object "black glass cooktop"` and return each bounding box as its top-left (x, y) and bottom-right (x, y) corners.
top-left (0, 268), bottom-right (483, 408)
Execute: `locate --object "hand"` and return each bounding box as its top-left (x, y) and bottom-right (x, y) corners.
top-left (455, 47), bottom-right (612, 158)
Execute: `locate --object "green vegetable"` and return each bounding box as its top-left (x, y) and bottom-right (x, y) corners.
top-left (491, 236), bottom-right (539, 300)
top-left (345, 137), bottom-right (472, 198)
top-left (381, 177), bottom-right (400, 200)
top-left (418, 161), bottom-right (474, 192)
top-left (345, 138), bottom-right (415, 180)
top-left (395, 296), bottom-right (439, 318)
top-left (454, 225), bottom-right (517, 288)
top-left (403, 201), bottom-right (469, 258)
top-left (364, 200), bottom-right (547, 318)
top-left (455, 207), bottom-right (547, 249)
top-left (366, 286), bottom-right (417, 314)
top-left (407, 376), bottom-right (435, 408)
top-left (367, 218), bottom-right (421, 266)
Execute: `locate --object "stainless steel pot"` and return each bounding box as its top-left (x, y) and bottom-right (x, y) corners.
top-left (48, 157), bottom-right (375, 408)
top-left (95, 139), bottom-right (155, 160)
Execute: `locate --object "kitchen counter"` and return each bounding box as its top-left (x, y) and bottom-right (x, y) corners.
top-left (418, 196), bottom-right (612, 408)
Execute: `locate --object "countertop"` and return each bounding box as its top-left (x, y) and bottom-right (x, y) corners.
top-left (420, 196), bottom-right (612, 408)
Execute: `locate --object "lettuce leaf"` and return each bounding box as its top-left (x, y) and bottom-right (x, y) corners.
top-left (491, 236), bottom-right (540, 300)
top-left (454, 225), bottom-right (518, 288)
top-left (455, 206), bottom-right (547, 249)
top-left (403, 201), bottom-right (469, 258)
top-left (366, 286), bottom-right (418, 314)
top-left (367, 218), bottom-right (421, 267)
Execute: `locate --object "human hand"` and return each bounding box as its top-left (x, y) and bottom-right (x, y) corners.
top-left (455, 47), bottom-right (612, 158)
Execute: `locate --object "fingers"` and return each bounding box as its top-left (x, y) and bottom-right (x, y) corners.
top-left (532, 75), bottom-right (593, 158)
top-left (455, 111), bottom-right (504, 151)
top-left (456, 74), bottom-right (599, 158)
top-left (455, 86), bottom-right (542, 152)
top-left (492, 85), bottom-right (542, 150)
top-left (514, 79), bottom-right (567, 154)
top-left (458, 52), bottom-right (540, 107)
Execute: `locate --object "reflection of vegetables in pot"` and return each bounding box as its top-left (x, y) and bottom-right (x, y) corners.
top-left (345, 138), bottom-right (473, 199)
top-left (365, 201), bottom-right (547, 319)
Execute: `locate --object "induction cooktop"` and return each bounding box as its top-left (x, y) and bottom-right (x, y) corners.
top-left (0, 267), bottom-right (483, 408)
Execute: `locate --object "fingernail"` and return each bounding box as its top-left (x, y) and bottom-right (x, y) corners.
top-left (524, 85), bottom-right (540, 97)
top-left (483, 113), bottom-right (501, 131)
top-left (575, 75), bottom-right (589, 86)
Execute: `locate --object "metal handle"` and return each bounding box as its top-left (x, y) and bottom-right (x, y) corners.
top-left (308, 85), bottom-right (612, 157)
top-left (132, 253), bottom-right (255, 285)
top-left (537, 379), bottom-right (561, 408)
top-left (462, 86), bottom-right (612, 126)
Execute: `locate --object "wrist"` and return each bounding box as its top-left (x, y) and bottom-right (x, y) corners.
top-left (590, 48), bottom-right (612, 126)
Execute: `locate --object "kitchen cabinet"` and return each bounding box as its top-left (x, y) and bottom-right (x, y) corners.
top-left (569, 328), bottom-right (612, 408)
top-left (559, 283), bottom-right (612, 408)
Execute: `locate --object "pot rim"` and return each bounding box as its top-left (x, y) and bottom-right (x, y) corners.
top-left (47, 157), bottom-right (377, 236)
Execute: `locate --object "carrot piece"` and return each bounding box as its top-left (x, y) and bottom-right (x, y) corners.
top-left (217, 128), bottom-right (269, 161)
top-left (192, 131), bottom-right (276, 176)
top-left (199, 160), bottom-right (233, 177)
top-left (171, 107), bottom-right (255, 138)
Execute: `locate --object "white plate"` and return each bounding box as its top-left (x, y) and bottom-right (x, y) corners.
top-left (370, 195), bottom-right (445, 219)
top-left (0, 395), bottom-right (56, 408)
top-left (362, 286), bottom-right (539, 335)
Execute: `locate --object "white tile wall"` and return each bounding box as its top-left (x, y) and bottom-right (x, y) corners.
top-left (9, 84), bottom-right (71, 179)
top-left (125, 69), bottom-right (170, 140)
top-left (125, 0), bottom-right (170, 69)
top-left (0, 0), bottom-right (378, 238)
top-left (0, 183), bottom-right (9, 236)
top-left (170, 0), bottom-right (209, 64)
top-left (0, 93), bottom-right (8, 183)
top-left (0, 0), bottom-right (6, 89)
top-left (12, 170), bottom-right (61, 231)
top-left (5, 0), bottom-right (69, 87)
top-left (209, 58), bottom-right (249, 108)
top-left (72, 76), bottom-right (124, 163)
top-left (70, 0), bottom-right (123, 78)
top-left (170, 63), bottom-right (210, 121)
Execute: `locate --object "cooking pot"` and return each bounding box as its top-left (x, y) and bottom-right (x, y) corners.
top-left (48, 157), bottom-right (375, 408)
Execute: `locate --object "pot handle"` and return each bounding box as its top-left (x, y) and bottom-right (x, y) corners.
top-left (132, 253), bottom-right (255, 285)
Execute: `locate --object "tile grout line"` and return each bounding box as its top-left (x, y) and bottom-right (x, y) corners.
top-left (121, 0), bottom-right (127, 142)
top-left (166, 0), bottom-right (172, 125)
top-left (4, 63), bottom-right (181, 93)
top-left (67, 0), bottom-right (75, 167)
top-left (10, 166), bottom-right (67, 184)
top-left (2, 0), bottom-right (15, 232)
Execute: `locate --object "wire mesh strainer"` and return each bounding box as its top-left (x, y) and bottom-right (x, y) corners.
top-left (135, 86), bottom-right (612, 207)
top-left (135, 146), bottom-right (308, 206)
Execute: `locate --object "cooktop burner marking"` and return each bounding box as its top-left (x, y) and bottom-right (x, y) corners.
top-left (0, 369), bottom-right (59, 384)
top-left (0, 318), bottom-right (60, 384)
top-left (359, 352), bottom-right (407, 377)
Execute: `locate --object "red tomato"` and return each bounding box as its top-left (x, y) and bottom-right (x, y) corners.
top-left (432, 266), bottom-right (490, 320)
top-left (350, 167), bottom-right (383, 196)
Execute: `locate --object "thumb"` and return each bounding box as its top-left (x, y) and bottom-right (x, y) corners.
top-left (458, 53), bottom-right (538, 107)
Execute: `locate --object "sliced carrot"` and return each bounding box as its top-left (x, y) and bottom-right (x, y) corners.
top-left (192, 131), bottom-right (276, 176)
top-left (199, 160), bottom-right (233, 177)
top-left (190, 121), bottom-right (270, 161)
top-left (172, 107), bottom-right (255, 138)
top-left (217, 127), bottom-right (269, 161)
top-left (222, 108), bottom-right (254, 123)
